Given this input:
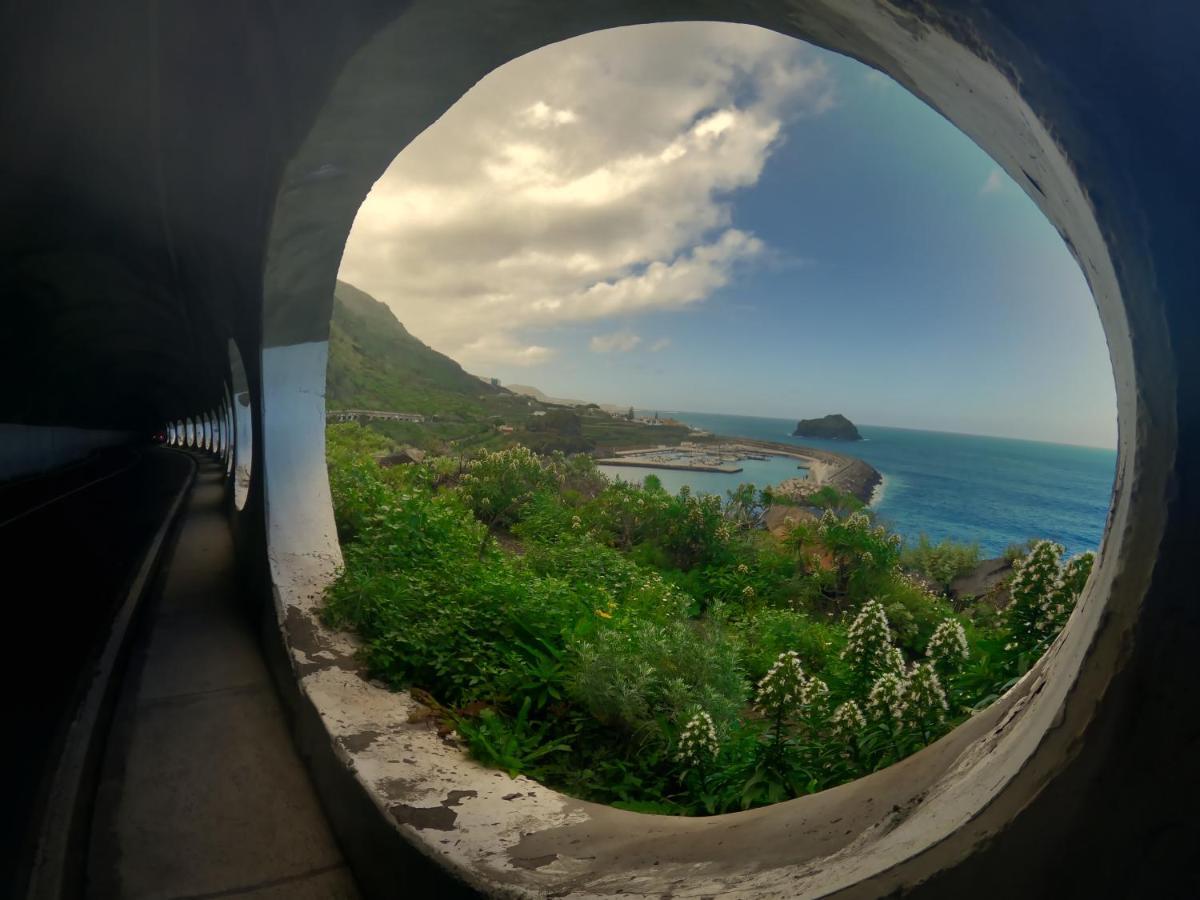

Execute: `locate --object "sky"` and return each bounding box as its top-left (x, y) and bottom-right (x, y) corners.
top-left (339, 23), bottom-right (1117, 449)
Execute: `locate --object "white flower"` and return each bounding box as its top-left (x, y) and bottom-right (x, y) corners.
top-left (831, 700), bottom-right (867, 740)
top-left (905, 662), bottom-right (949, 726)
top-left (798, 674), bottom-right (830, 708)
top-left (756, 651), bottom-right (806, 713)
top-left (927, 619), bottom-right (970, 672)
top-left (676, 710), bottom-right (719, 769)
top-left (842, 600), bottom-right (898, 678)
top-left (866, 671), bottom-right (908, 724)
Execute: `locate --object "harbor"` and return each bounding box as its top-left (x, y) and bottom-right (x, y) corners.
top-left (596, 438), bottom-right (882, 505)
top-left (595, 441), bottom-right (803, 474)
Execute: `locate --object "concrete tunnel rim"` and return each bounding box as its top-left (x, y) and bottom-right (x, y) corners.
top-left (253, 4), bottom-right (1164, 896)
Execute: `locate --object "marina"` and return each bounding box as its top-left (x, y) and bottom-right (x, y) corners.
top-left (595, 441), bottom-right (809, 475)
top-left (597, 436), bottom-right (883, 506)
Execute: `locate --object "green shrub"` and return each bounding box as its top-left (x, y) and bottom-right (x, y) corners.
top-left (458, 445), bottom-right (562, 529)
top-left (654, 486), bottom-right (732, 571)
top-left (581, 479), bottom-right (669, 551)
top-left (900, 535), bottom-right (981, 593)
top-left (804, 485), bottom-right (865, 515)
top-left (1002, 540), bottom-right (1094, 666)
top-left (323, 424), bottom-right (1089, 816)
top-left (567, 617), bottom-right (747, 737)
top-left (816, 510), bottom-right (901, 603)
top-left (875, 574), bottom-right (956, 656)
top-left (735, 608), bottom-right (844, 682)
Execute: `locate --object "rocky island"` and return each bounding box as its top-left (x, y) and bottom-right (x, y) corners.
top-left (793, 413), bottom-right (863, 441)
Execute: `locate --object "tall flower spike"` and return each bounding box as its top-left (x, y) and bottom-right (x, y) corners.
top-left (756, 650), bottom-right (806, 716)
top-left (866, 670), bottom-right (909, 725)
top-left (831, 700), bottom-right (867, 741)
top-left (798, 673), bottom-right (830, 709)
top-left (675, 710), bottom-right (719, 769)
top-left (843, 600), bottom-right (897, 680)
top-left (904, 662), bottom-right (949, 727)
top-left (926, 619), bottom-right (970, 674)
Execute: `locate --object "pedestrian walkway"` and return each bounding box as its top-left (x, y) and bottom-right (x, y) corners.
top-left (87, 457), bottom-right (359, 899)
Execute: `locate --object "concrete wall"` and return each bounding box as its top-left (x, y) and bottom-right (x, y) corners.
top-left (3, 0), bottom-right (1198, 896)
top-left (0, 425), bottom-right (131, 481)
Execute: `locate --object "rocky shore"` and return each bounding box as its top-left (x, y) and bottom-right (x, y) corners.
top-left (702, 437), bottom-right (882, 505)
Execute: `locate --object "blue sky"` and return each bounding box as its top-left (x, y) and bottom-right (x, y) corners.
top-left (340, 24), bottom-right (1116, 449)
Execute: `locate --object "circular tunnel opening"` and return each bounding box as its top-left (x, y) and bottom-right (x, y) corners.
top-left (328, 19), bottom-right (1117, 813)
top-left (258, 5), bottom-right (1154, 896)
top-left (228, 340), bottom-right (254, 511)
top-left (223, 386), bottom-right (235, 475)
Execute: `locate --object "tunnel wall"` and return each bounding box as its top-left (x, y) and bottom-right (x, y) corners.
top-left (3, 0), bottom-right (1198, 897)
top-left (0, 425), bottom-right (132, 481)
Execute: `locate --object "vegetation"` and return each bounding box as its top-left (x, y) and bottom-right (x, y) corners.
top-left (326, 279), bottom-right (693, 454)
top-left (900, 535), bottom-right (982, 593)
top-left (323, 423), bottom-right (1094, 816)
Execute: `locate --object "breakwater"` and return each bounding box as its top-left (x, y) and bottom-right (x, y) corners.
top-left (597, 436), bottom-right (882, 505)
top-left (719, 437), bottom-right (882, 504)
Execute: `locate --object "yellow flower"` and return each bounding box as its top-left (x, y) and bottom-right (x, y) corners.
top-left (595, 608), bottom-right (613, 619)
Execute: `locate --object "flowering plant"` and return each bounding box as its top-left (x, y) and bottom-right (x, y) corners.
top-left (1003, 541), bottom-right (1094, 663)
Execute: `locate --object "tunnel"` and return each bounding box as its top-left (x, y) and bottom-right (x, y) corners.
top-left (2, 2), bottom-right (1198, 897)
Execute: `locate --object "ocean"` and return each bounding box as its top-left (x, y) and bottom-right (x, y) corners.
top-left (599, 412), bottom-right (1116, 558)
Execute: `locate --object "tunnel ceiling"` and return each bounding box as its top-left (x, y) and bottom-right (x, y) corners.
top-left (0, 2), bottom-right (398, 430)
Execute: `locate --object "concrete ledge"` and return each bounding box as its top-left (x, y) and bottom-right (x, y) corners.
top-left (266, 577), bottom-right (1043, 898)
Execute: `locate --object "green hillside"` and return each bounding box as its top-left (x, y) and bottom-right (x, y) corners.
top-left (326, 280), bottom-right (517, 417)
top-left (326, 280), bottom-right (693, 453)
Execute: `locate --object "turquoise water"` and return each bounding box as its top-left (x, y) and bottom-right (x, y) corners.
top-left (600, 456), bottom-right (808, 499)
top-left (603, 412), bottom-right (1116, 558)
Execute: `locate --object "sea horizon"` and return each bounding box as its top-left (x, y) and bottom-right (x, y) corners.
top-left (649, 409), bottom-right (1118, 454)
top-left (610, 410), bottom-right (1116, 558)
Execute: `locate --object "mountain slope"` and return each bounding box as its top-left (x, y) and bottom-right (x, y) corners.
top-left (326, 280), bottom-right (508, 416)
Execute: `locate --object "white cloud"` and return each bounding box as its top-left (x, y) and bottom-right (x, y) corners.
top-left (339, 23), bottom-right (836, 363)
top-left (980, 168), bottom-right (1005, 195)
top-left (457, 334), bottom-right (556, 367)
top-left (523, 101), bottom-right (578, 127)
top-left (590, 330), bottom-right (642, 353)
top-left (649, 338), bottom-right (672, 352)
